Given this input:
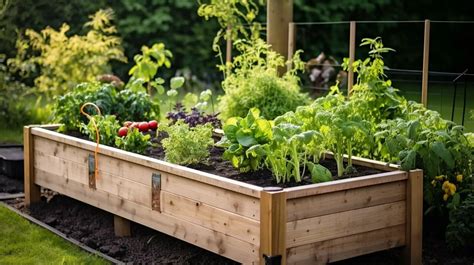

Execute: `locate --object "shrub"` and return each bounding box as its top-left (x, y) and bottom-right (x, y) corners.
top-left (161, 120), bottom-right (213, 165)
top-left (446, 193), bottom-right (474, 250)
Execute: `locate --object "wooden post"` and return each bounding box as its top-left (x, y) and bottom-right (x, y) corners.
top-left (226, 26), bottom-right (232, 63)
top-left (421, 19), bottom-right (431, 106)
top-left (403, 169), bottom-right (423, 265)
top-left (260, 187), bottom-right (287, 265)
top-left (114, 215), bottom-right (131, 237)
top-left (348, 21), bottom-right (356, 96)
top-left (24, 126), bottom-right (41, 207)
top-left (267, 0), bottom-right (293, 75)
top-left (286, 22), bottom-right (296, 72)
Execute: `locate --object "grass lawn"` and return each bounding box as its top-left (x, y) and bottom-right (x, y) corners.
top-left (0, 204), bottom-right (108, 265)
top-left (0, 127), bottom-right (23, 144)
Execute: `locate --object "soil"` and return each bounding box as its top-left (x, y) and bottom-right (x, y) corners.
top-left (5, 195), bottom-right (474, 265)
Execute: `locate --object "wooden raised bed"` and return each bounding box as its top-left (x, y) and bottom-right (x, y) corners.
top-left (24, 125), bottom-right (423, 265)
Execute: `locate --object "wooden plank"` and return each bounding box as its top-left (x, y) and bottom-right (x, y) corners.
top-left (34, 150), bottom-right (152, 207)
top-left (286, 225), bottom-right (406, 264)
top-left (421, 20), bottom-right (430, 106)
top-left (286, 201), bottom-right (406, 248)
top-left (24, 126), bottom-right (41, 206)
top-left (286, 171), bottom-right (407, 199)
top-left (267, 0), bottom-right (293, 74)
top-left (347, 21), bottom-right (356, 95)
top-left (226, 26), bottom-right (232, 63)
top-left (287, 22), bottom-right (296, 72)
top-left (31, 128), bottom-right (262, 198)
top-left (162, 191), bottom-right (259, 244)
top-left (114, 215), bottom-right (131, 237)
top-left (162, 173), bottom-right (260, 221)
top-left (287, 181), bottom-right (406, 221)
top-left (260, 187), bottom-right (287, 265)
top-left (403, 169), bottom-right (423, 265)
top-left (34, 169), bottom-right (259, 264)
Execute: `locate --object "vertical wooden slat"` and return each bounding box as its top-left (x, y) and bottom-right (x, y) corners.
top-left (24, 126), bottom-right (41, 207)
top-left (347, 21), bottom-right (356, 96)
top-left (267, 0), bottom-right (293, 75)
top-left (114, 215), bottom-right (131, 237)
top-left (287, 22), bottom-right (296, 72)
top-left (260, 187), bottom-right (287, 265)
top-left (226, 26), bottom-right (232, 63)
top-left (421, 19), bottom-right (431, 106)
top-left (403, 169), bottom-right (423, 265)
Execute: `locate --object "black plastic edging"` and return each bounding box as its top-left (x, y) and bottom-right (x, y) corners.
top-left (0, 202), bottom-right (125, 265)
top-left (0, 193), bottom-right (24, 200)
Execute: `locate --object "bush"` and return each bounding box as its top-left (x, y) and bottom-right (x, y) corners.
top-left (446, 193), bottom-right (474, 250)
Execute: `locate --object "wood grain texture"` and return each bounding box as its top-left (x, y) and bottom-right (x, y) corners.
top-left (404, 169), bottom-right (423, 265)
top-left (286, 171), bottom-right (408, 199)
top-left (260, 189), bottom-right (287, 265)
top-left (114, 215), bottom-right (131, 237)
top-left (31, 128), bottom-right (262, 198)
top-left (162, 173), bottom-right (260, 220)
top-left (161, 191), bottom-right (259, 244)
top-left (34, 168), bottom-right (259, 264)
top-left (324, 152), bottom-right (400, 171)
top-left (24, 127), bottom-right (41, 206)
top-left (286, 201), bottom-right (406, 248)
top-left (286, 225), bottom-right (406, 264)
top-left (287, 181), bottom-right (406, 221)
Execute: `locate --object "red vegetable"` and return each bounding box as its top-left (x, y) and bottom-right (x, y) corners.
top-left (118, 127), bottom-right (128, 137)
top-left (123, 121), bottom-right (133, 127)
top-left (131, 122), bottom-right (139, 128)
top-left (138, 122), bottom-right (149, 132)
top-left (148, 120), bottom-right (158, 130)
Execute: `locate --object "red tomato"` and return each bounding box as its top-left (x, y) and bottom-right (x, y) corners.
top-left (123, 121), bottom-right (133, 127)
top-left (148, 120), bottom-right (158, 130)
top-left (118, 127), bottom-right (128, 137)
top-left (138, 122), bottom-right (149, 132)
top-left (131, 122), bottom-right (139, 128)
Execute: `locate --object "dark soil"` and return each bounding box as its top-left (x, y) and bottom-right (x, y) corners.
top-left (6, 195), bottom-right (474, 265)
top-left (0, 173), bottom-right (23, 193)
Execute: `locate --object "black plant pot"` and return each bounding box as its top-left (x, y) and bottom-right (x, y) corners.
top-left (0, 145), bottom-right (24, 179)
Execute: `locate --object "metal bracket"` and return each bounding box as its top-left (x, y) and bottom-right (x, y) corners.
top-left (88, 154), bottom-right (96, 189)
top-left (152, 172), bottom-right (161, 212)
top-left (263, 254), bottom-right (282, 265)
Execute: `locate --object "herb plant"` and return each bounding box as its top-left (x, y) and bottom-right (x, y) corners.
top-left (166, 103), bottom-right (221, 128)
top-left (115, 127), bottom-right (151, 154)
top-left (80, 115), bottom-right (120, 147)
top-left (160, 120), bottom-right (214, 165)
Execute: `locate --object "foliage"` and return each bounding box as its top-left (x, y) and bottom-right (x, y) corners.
top-left (166, 103), bottom-right (221, 128)
top-left (8, 9), bottom-right (126, 98)
top-left (218, 108), bottom-right (272, 172)
top-left (53, 82), bottom-right (158, 132)
top-left (218, 39), bottom-right (309, 120)
top-left (80, 115), bottom-right (121, 146)
top-left (115, 127), bottom-right (151, 154)
top-left (128, 43), bottom-right (172, 95)
top-left (160, 120), bottom-right (214, 165)
top-left (446, 193), bottom-right (474, 250)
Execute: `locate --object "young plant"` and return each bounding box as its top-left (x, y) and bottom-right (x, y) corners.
top-left (160, 120), bottom-right (214, 165)
top-left (79, 115), bottom-right (120, 147)
top-left (166, 103), bottom-right (221, 128)
top-left (218, 108), bottom-right (272, 172)
top-left (115, 127), bottom-right (151, 154)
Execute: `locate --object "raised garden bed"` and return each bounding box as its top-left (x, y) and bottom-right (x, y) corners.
top-left (24, 125), bottom-right (423, 264)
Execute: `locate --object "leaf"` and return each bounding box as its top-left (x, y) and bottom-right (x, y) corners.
top-left (170, 76), bottom-right (185, 89)
top-left (236, 129), bottom-right (258, 147)
top-left (246, 144), bottom-right (266, 158)
top-left (400, 150), bottom-right (417, 171)
top-left (407, 120), bottom-right (420, 140)
top-left (431, 141), bottom-right (454, 169)
top-left (307, 162), bottom-right (332, 183)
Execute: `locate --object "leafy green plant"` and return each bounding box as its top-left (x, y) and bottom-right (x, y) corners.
top-left (115, 127), bottom-right (151, 154)
top-left (79, 115), bottom-right (120, 146)
top-left (8, 9), bottom-right (126, 98)
top-left (218, 108), bottom-right (272, 172)
top-left (160, 120), bottom-right (213, 165)
top-left (446, 193), bottom-right (474, 250)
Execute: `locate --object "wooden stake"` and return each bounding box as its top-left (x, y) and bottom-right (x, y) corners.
top-left (24, 126), bottom-right (41, 207)
top-left (348, 21), bottom-right (356, 96)
top-left (226, 26), bottom-right (232, 63)
top-left (114, 215), bottom-right (131, 237)
top-left (259, 187), bottom-right (287, 265)
top-left (403, 169), bottom-right (423, 265)
top-left (267, 0), bottom-right (293, 75)
top-left (287, 22), bottom-right (296, 72)
top-left (421, 19), bottom-right (431, 106)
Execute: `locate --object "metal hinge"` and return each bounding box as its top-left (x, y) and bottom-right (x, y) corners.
top-left (88, 154), bottom-right (96, 189)
top-left (152, 172), bottom-right (161, 212)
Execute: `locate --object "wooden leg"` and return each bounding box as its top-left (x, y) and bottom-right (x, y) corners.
top-left (403, 170), bottom-right (423, 265)
top-left (114, 215), bottom-right (131, 237)
top-left (24, 126), bottom-right (41, 207)
top-left (260, 187), bottom-right (287, 265)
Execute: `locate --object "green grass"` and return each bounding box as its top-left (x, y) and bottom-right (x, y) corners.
top-left (0, 127), bottom-right (23, 144)
top-left (0, 204), bottom-right (109, 265)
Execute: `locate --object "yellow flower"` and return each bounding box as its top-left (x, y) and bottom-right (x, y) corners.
top-left (456, 174), bottom-right (463, 182)
top-left (443, 193), bottom-right (449, 201)
top-left (431, 180), bottom-right (437, 187)
top-left (435, 175), bottom-right (445, 180)
top-left (448, 183), bottom-right (457, 195)
top-left (442, 180), bottom-right (450, 192)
